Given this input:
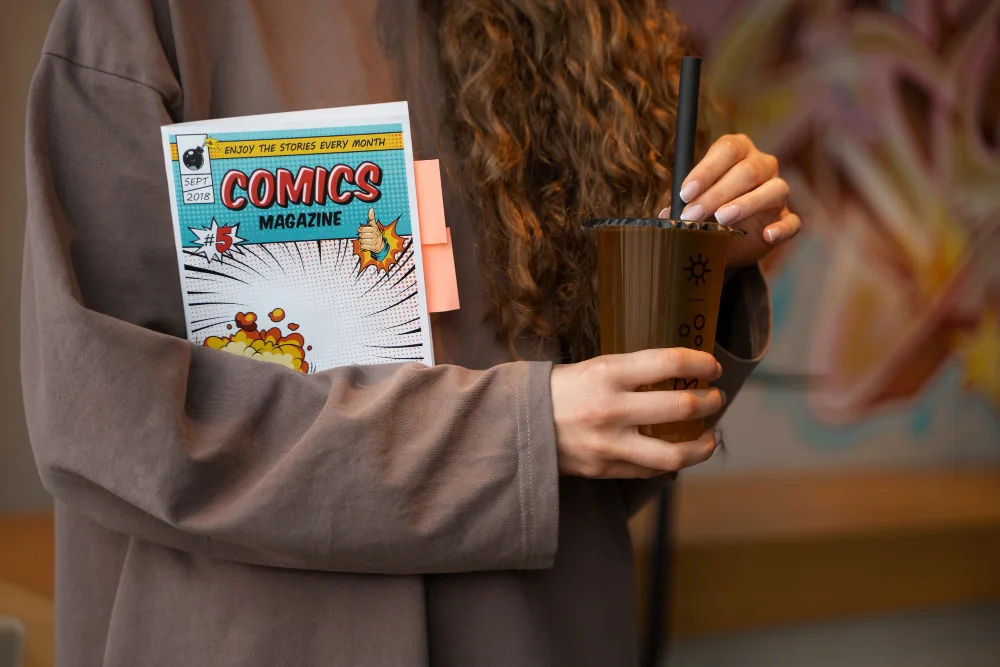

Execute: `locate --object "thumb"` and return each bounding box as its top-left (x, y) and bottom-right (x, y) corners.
top-left (366, 207), bottom-right (381, 231)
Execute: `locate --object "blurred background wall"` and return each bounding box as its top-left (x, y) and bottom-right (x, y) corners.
top-left (0, 0), bottom-right (57, 512)
top-left (676, 0), bottom-right (1000, 474)
top-left (1, 5), bottom-right (60, 667)
top-left (641, 1), bottom-right (1000, 663)
top-left (590, 0), bottom-right (1000, 663)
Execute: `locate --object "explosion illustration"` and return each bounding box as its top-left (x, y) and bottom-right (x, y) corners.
top-left (204, 308), bottom-right (310, 373)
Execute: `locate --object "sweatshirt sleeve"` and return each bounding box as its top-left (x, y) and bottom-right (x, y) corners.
top-left (617, 264), bottom-right (772, 516)
top-left (21, 54), bottom-right (559, 574)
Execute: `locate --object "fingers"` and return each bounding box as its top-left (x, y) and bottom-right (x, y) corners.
top-left (709, 177), bottom-right (789, 227)
top-left (359, 224), bottom-right (385, 253)
top-left (678, 134), bottom-right (753, 205)
top-left (610, 428), bottom-right (719, 472)
top-left (358, 228), bottom-right (382, 249)
top-left (618, 388), bottom-right (726, 426)
top-left (681, 152), bottom-right (780, 222)
top-left (601, 348), bottom-right (722, 389)
top-left (764, 210), bottom-right (802, 244)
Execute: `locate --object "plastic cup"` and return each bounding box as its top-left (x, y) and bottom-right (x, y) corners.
top-left (586, 218), bottom-right (743, 443)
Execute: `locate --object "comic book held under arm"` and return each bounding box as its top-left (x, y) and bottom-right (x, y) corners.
top-left (160, 102), bottom-right (436, 373)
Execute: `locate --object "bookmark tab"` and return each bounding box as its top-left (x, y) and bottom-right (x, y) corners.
top-left (415, 160), bottom-right (448, 245)
top-left (414, 159), bottom-right (460, 312)
top-left (422, 228), bottom-right (460, 312)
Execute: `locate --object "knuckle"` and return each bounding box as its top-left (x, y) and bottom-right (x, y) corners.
top-left (582, 432), bottom-right (613, 458)
top-left (719, 134), bottom-right (742, 159)
top-left (581, 401), bottom-right (616, 426)
top-left (587, 356), bottom-right (613, 379)
top-left (774, 177), bottom-right (790, 198)
top-left (661, 347), bottom-right (683, 373)
top-left (674, 392), bottom-right (698, 420)
top-left (765, 154), bottom-right (780, 175)
top-left (660, 447), bottom-right (685, 472)
top-left (743, 158), bottom-right (767, 184)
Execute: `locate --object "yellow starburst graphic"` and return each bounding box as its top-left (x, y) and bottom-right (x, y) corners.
top-left (353, 216), bottom-right (405, 275)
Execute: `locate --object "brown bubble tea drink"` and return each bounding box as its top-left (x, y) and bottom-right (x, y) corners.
top-left (588, 218), bottom-right (743, 443)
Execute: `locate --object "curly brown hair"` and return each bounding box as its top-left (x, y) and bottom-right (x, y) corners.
top-left (437, 0), bottom-right (707, 362)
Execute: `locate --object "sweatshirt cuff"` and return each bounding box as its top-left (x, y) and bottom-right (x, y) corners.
top-left (514, 360), bottom-right (560, 569)
top-left (715, 263), bottom-right (771, 364)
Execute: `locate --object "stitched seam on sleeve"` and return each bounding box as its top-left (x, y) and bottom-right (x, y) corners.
top-left (41, 52), bottom-right (172, 103)
top-left (514, 369), bottom-right (528, 563)
top-left (523, 366), bottom-right (534, 558)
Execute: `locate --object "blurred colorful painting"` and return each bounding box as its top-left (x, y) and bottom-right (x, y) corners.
top-left (676, 0), bottom-right (1000, 470)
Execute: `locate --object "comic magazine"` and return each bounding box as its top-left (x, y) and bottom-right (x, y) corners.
top-left (160, 102), bottom-right (434, 373)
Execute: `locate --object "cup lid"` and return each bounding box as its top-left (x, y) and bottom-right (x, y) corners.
top-left (584, 217), bottom-right (746, 236)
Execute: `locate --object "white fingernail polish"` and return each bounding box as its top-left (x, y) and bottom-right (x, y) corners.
top-left (715, 205), bottom-right (740, 225)
top-left (680, 204), bottom-right (704, 221)
top-left (714, 428), bottom-right (724, 449)
top-left (658, 207), bottom-right (670, 219)
top-left (680, 181), bottom-right (701, 203)
top-left (765, 227), bottom-right (780, 243)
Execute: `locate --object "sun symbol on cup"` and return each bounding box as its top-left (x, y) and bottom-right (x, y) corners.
top-left (684, 253), bottom-right (711, 286)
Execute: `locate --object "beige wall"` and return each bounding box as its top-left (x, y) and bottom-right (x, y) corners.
top-left (1, 0), bottom-right (59, 511)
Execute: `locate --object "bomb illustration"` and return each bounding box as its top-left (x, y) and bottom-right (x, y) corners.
top-left (183, 146), bottom-right (205, 170)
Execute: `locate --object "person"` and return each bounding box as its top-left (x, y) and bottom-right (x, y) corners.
top-left (22, 1), bottom-right (798, 666)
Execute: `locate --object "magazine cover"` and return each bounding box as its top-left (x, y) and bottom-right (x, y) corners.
top-left (160, 102), bottom-right (434, 373)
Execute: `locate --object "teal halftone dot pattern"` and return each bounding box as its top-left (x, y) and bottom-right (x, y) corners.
top-left (170, 123), bottom-right (412, 247)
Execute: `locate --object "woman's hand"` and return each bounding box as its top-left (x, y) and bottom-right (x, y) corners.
top-left (660, 133), bottom-right (801, 269)
top-left (550, 348), bottom-right (725, 479)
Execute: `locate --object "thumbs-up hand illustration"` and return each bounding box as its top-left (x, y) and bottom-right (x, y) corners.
top-left (358, 207), bottom-right (387, 256)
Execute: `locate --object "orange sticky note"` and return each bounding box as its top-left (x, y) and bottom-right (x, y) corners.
top-left (422, 228), bottom-right (460, 312)
top-left (414, 160), bottom-right (448, 245)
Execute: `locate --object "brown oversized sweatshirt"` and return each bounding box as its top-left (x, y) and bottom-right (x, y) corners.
top-left (21, 1), bottom-right (771, 666)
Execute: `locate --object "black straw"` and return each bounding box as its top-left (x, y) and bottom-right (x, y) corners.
top-left (669, 57), bottom-right (702, 219)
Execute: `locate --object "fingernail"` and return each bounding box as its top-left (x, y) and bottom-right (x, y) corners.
top-left (658, 207), bottom-right (671, 219)
top-left (716, 362), bottom-right (723, 378)
top-left (765, 227), bottom-right (782, 243)
top-left (714, 428), bottom-right (725, 450)
top-left (719, 389), bottom-right (728, 406)
top-left (680, 181), bottom-right (701, 203)
top-left (680, 204), bottom-right (704, 221)
top-left (715, 205), bottom-right (741, 225)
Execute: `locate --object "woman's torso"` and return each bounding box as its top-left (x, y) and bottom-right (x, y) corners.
top-left (47, 1), bottom-right (638, 665)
